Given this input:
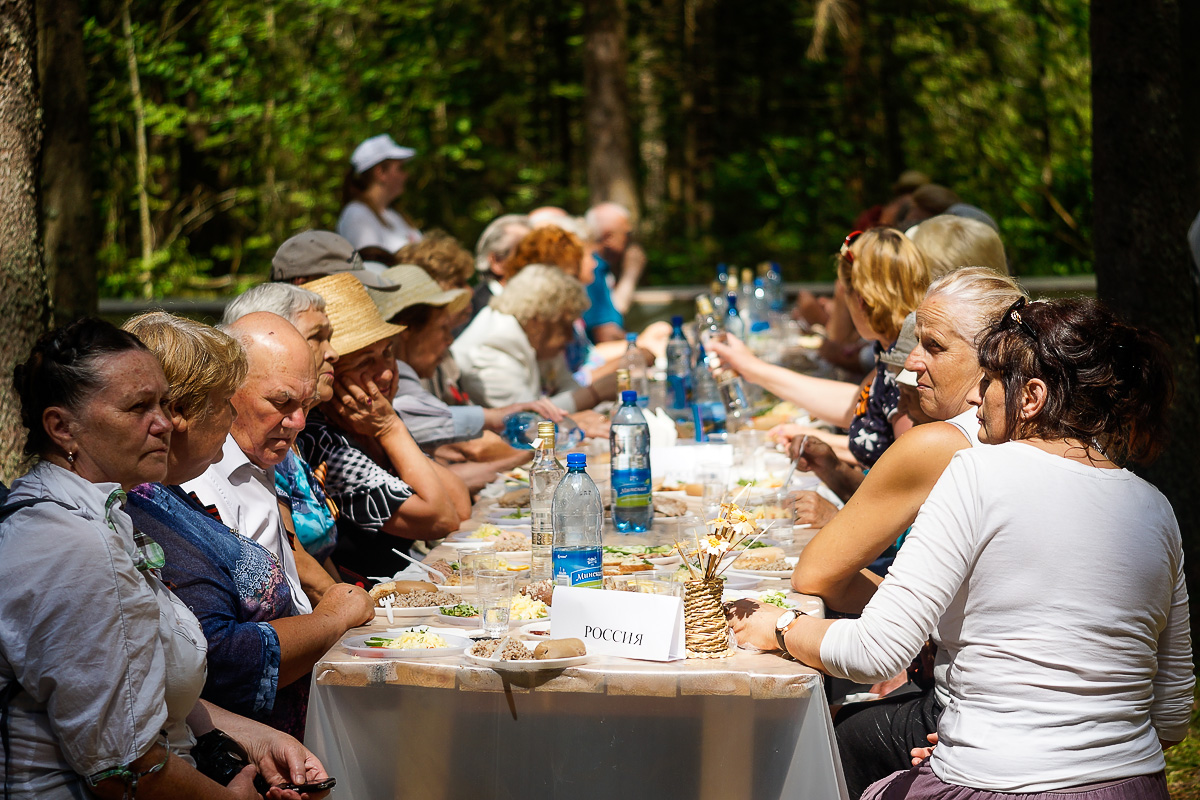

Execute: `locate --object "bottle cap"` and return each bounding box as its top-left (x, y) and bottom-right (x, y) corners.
top-left (536, 420), bottom-right (557, 447)
top-left (671, 315), bottom-right (683, 327)
top-left (696, 296), bottom-right (714, 315)
top-left (566, 453), bottom-right (587, 469)
top-left (621, 390), bottom-right (638, 404)
top-left (626, 332), bottom-right (637, 344)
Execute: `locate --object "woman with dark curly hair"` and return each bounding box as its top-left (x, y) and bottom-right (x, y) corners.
top-left (731, 297), bottom-right (1192, 799)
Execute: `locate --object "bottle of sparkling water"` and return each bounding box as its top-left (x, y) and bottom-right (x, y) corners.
top-left (529, 421), bottom-right (566, 582)
top-left (551, 453), bottom-right (603, 588)
top-left (610, 390), bottom-right (653, 532)
top-left (503, 412), bottom-right (585, 452)
top-left (725, 292), bottom-right (746, 339)
top-left (691, 344), bottom-right (728, 440)
top-left (619, 333), bottom-right (650, 406)
top-left (665, 315), bottom-right (692, 417)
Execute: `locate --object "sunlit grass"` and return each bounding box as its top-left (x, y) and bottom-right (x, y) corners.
top-left (1167, 689), bottom-right (1200, 799)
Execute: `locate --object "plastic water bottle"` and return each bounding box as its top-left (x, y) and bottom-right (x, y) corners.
top-left (665, 315), bottom-right (692, 416)
top-left (725, 292), bottom-right (746, 340)
top-left (691, 344), bottom-right (727, 440)
top-left (742, 278), bottom-right (771, 358)
top-left (739, 267), bottom-right (755, 314)
top-left (610, 390), bottom-right (653, 532)
top-left (709, 281), bottom-right (728, 318)
top-left (529, 421), bottom-right (566, 582)
top-left (765, 262), bottom-right (785, 313)
top-left (619, 333), bottom-right (650, 406)
top-left (696, 294), bottom-right (722, 356)
top-left (504, 412), bottom-right (585, 451)
top-left (551, 453), bottom-right (603, 588)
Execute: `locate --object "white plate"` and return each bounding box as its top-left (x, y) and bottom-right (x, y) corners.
top-left (345, 631), bottom-right (471, 659)
top-left (518, 620), bottom-right (553, 639)
top-left (721, 556), bottom-right (798, 580)
top-left (484, 511), bottom-right (532, 526)
top-left (722, 588), bottom-right (801, 609)
top-left (435, 608), bottom-right (550, 626)
top-left (465, 651), bottom-right (588, 671)
top-left (374, 600), bottom-right (459, 619)
top-left (446, 527), bottom-right (529, 542)
top-left (440, 540), bottom-right (499, 551)
top-left (720, 574), bottom-right (762, 590)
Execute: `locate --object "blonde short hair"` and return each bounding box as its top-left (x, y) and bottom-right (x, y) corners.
top-left (490, 264), bottom-right (589, 324)
top-left (123, 312), bottom-right (248, 420)
top-left (837, 228), bottom-right (931, 342)
top-left (922, 266), bottom-right (1026, 349)
top-left (911, 215), bottom-right (1007, 278)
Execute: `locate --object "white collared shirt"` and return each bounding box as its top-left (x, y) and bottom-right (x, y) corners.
top-left (181, 434), bottom-right (313, 614)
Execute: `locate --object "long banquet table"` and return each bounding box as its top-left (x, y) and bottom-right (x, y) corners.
top-left (306, 450), bottom-right (849, 800)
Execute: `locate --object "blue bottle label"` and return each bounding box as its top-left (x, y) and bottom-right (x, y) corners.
top-left (553, 546), bottom-right (602, 588)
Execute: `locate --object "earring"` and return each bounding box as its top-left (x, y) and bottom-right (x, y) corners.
top-left (66, 452), bottom-right (76, 466)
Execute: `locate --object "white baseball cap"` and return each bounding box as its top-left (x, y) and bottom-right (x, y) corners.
top-left (350, 134), bottom-right (416, 175)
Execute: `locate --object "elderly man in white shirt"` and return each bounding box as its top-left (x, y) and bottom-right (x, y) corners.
top-left (182, 311), bottom-right (333, 614)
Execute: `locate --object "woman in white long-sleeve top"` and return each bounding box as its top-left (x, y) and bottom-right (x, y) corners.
top-left (729, 297), bottom-right (1192, 800)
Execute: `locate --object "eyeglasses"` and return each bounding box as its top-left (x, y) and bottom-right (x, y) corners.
top-left (1005, 297), bottom-right (1038, 340)
top-left (839, 230), bottom-right (864, 264)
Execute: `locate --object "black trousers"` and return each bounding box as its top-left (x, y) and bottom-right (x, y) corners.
top-left (834, 687), bottom-right (943, 800)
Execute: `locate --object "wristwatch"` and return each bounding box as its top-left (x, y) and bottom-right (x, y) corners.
top-left (774, 609), bottom-right (804, 652)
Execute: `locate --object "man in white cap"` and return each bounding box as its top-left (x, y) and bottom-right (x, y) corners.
top-left (338, 133), bottom-right (423, 252)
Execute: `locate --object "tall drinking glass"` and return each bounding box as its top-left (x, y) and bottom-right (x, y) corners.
top-left (476, 569), bottom-right (515, 637)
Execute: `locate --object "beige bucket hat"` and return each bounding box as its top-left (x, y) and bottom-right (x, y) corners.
top-left (368, 265), bottom-right (471, 324)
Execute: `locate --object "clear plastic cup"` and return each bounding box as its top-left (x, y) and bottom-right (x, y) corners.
top-left (476, 569), bottom-right (515, 637)
top-left (461, 550), bottom-right (500, 590)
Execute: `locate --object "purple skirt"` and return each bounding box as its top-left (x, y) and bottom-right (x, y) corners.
top-left (861, 759), bottom-right (1168, 800)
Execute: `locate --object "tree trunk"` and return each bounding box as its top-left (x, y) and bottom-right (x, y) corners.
top-left (37, 0), bottom-right (95, 326)
top-left (0, 0), bottom-right (49, 483)
top-left (121, 0), bottom-right (153, 298)
top-left (636, 39), bottom-right (666, 237)
top-left (583, 0), bottom-right (639, 219)
top-left (1091, 0), bottom-right (1200, 645)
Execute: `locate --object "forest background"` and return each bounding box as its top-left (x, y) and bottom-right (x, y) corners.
top-left (76, 0), bottom-right (1093, 300)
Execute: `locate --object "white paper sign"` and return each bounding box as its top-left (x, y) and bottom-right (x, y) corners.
top-left (552, 586), bottom-right (685, 661)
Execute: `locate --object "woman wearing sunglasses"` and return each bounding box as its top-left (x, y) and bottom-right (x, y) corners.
top-left (731, 297), bottom-right (1192, 799)
top-left (710, 228), bottom-right (930, 469)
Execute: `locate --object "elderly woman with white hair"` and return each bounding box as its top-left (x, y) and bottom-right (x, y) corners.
top-left (452, 265), bottom-right (604, 412)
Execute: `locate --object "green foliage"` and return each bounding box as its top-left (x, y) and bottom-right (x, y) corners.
top-left (81, 0), bottom-right (1092, 297)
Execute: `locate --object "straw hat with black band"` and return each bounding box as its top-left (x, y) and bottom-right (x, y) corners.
top-left (303, 272), bottom-right (405, 357)
top-left (367, 265), bottom-right (472, 324)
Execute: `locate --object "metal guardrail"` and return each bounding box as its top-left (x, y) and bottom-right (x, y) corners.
top-left (98, 275), bottom-right (1098, 318)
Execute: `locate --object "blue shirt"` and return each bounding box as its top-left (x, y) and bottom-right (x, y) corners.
top-left (126, 482), bottom-right (308, 739)
top-left (582, 255), bottom-right (624, 338)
